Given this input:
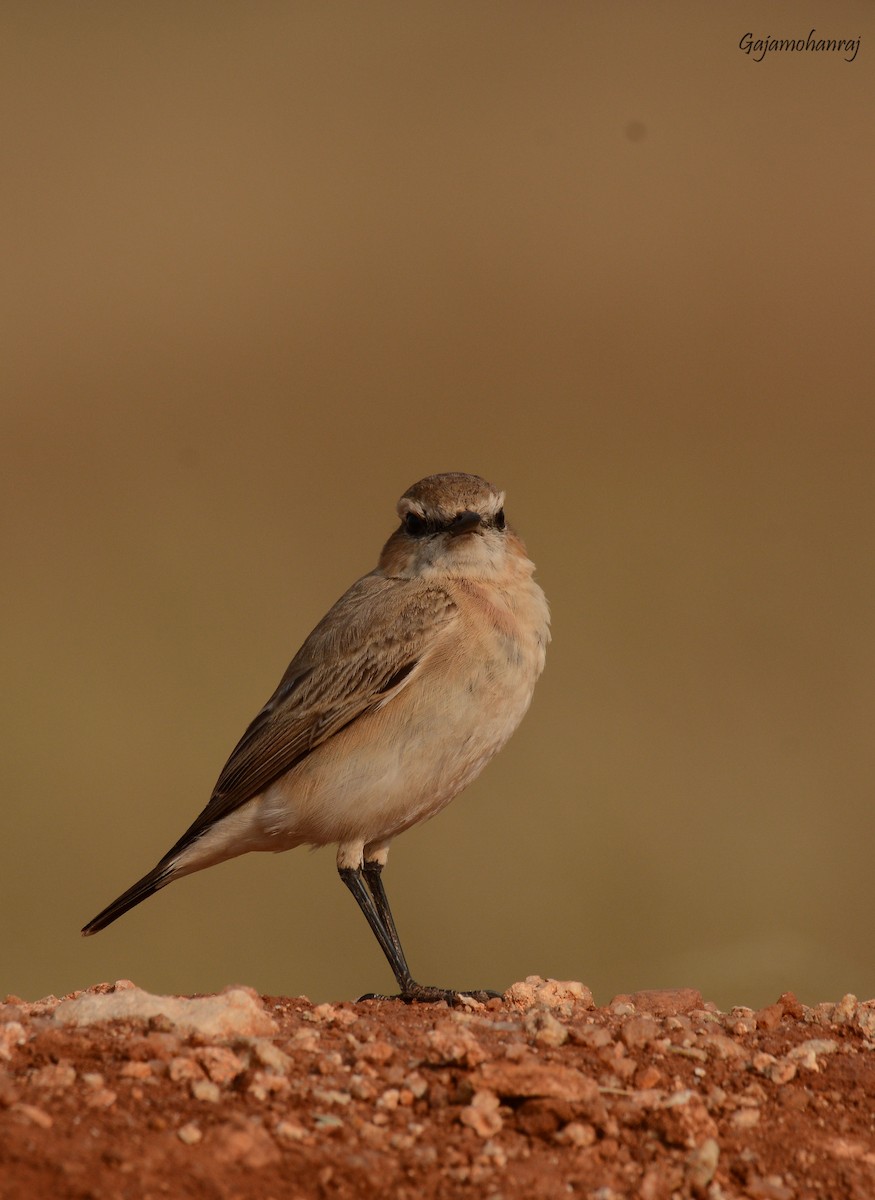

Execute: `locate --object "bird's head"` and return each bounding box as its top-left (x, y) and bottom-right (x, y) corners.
top-left (378, 472), bottom-right (527, 581)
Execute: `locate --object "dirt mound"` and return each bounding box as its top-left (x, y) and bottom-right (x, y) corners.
top-left (2, 977), bottom-right (873, 1198)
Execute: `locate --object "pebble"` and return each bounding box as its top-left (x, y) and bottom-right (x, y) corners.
top-left (195, 1046), bottom-right (247, 1084)
top-left (119, 1061), bottom-right (153, 1080)
top-left (698, 1033), bottom-right (748, 1062)
top-left (460, 1090), bottom-right (502, 1138)
top-left (0, 1023), bottom-right (26, 1060)
top-left (611, 989), bottom-right (704, 1017)
top-left (619, 1016), bottom-right (659, 1049)
top-left (787, 1039), bottom-right (839, 1071)
top-left (474, 1062), bottom-right (603, 1108)
top-left (425, 1025), bottom-right (487, 1067)
top-left (523, 1008), bottom-right (568, 1047)
top-left (275, 1119), bottom-right (309, 1141)
top-left (505, 977), bottom-right (593, 1013)
top-left (555, 1121), bottom-right (596, 1147)
top-left (755, 1003), bottom-right (785, 1030)
top-left (686, 1136), bottom-right (720, 1193)
top-left (168, 1057), bottom-right (203, 1083)
top-left (247, 1070), bottom-right (290, 1101)
top-left (251, 1039), bottom-right (292, 1074)
top-left (211, 1119), bottom-right (282, 1167)
top-left (12, 1102), bottom-right (53, 1129)
top-left (31, 1063), bottom-right (76, 1089)
top-left (53, 985), bottom-right (277, 1039)
top-left (731, 1107), bottom-right (761, 1128)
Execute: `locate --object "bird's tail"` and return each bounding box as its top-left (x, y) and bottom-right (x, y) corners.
top-left (81, 863), bottom-right (173, 936)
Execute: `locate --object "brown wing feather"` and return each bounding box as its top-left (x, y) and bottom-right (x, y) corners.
top-left (159, 575), bottom-right (457, 865)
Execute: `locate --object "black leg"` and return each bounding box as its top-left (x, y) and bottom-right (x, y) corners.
top-left (338, 866), bottom-right (414, 993)
top-left (362, 860), bottom-right (410, 978)
top-left (338, 863), bottom-right (500, 1005)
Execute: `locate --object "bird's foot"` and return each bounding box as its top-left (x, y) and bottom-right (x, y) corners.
top-left (356, 984), bottom-right (501, 1006)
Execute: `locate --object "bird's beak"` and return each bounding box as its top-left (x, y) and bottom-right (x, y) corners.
top-left (448, 511), bottom-right (482, 537)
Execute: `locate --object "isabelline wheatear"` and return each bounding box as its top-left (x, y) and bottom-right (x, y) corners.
top-left (82, 473), bottom-right (550, 1003)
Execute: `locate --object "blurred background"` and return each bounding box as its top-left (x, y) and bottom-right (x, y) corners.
top-left (2, 2), bottom-right (873, 1011)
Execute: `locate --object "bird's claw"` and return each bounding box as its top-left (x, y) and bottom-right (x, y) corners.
top-left (355, 985), bottom-right (501, 1006)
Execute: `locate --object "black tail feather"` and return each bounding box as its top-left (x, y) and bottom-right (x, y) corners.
top-left (81, 864), bottom-right (172, 936)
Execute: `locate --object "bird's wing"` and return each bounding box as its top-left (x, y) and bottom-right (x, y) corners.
top-left (160, 575), bottom-right (458, 863)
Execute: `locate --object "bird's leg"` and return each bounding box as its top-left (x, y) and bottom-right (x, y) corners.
top-left (338, 865), bottom-right (415, 994)
top-left (338, 862), bottom-right (500, 1006)
top-left (362, 859), bottom-right (410, 977)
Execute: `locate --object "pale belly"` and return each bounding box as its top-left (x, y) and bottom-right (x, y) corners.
top-left (254, 640), bottom-right (541, 852)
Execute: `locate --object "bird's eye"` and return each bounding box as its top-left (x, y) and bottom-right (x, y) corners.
top-left (494, 508), bottom-right (506, 530)
top-left (404, 512), bottom-right (428, 537)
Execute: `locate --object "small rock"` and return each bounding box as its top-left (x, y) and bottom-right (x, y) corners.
top-left (731, 1107), bottom-right (760, 1128)
top-left (460, 1090), bottom-right (502, 1138)
top-left (698, 1033), bottom-right (748, 1062)
top-left (746, 1176), bottom-right (794, 1200)
top-left (523, 1008), bottom-right (568, 1047)
top-left (831, 994), bottom-right (857, 1024)
top-left (290, 1029), bottom-right (320, 1052)
top-left (0, 1023), bottom-right (26, 1060)
top-left (119, 1061), bottom-right (153, 1080)
top-left (651, 1093), bottom-right (718, 1149)
top-left (425, 1025), bottom-right (486, 1067)
top-left (168, 1057), bottom-right (203, 1083)
top-left (275, 1119), bottom-right (308, 1141)
top-left (191, 1079), bottom-right (221, 1103)
top-left (753, 1054), bottom-right (797, 1085)
top-left (555, 1120), bottom-right (596, 1147)
top-left (177, 1122), bottom-right (202, 1145)
top-left (195, 1046), bottom-right (247, 1084)
top-left (312, 1088), bottom-right (350, 1106)
top-left (313, 1112), bottom-right (344, 1131)
top-left (251, 1040), bottom-right (292, 1074)
top-left (357, 1039), bottom-right (395, 1065)
top-left (755, 1003), bottom-right (784, 1031)
top-left (376, 1087), bottom-right (400, 1110)
top-left (403, 1071), bottom-right (428, 1099)
top-left (211, 1119), bottom-right (282, 1167)
top-left (787, 1038), bottom-right (839, 1071)
top-left (505, 977), bottom-right (593, 1013)
top-left (635, 1065), bottom-right (662, 1089)
top-left (348, 1075), bottom-right (376, 1101)
top-left (309, 1003), bottom-right (339, 1023)
top-left (612, 988), bottom-right (704, 1017)
top-left (686, 1137), bottom-right (719, 1194)
top-left (854, 1003), bottom-right (875, 1041)
top-left (473, 1062), bottom-right (605, 1114)
top-left (247, 1070), bottom-right (290, 1101)
top-left (13, 1103), bottom-right (53, 1129)
top-left (620, 1016), bottom-right (659, 1049)
top-left (569, 1024), bottom-right (613, 1049)
top-left (53, 986), bottom-right (277, 1039)
top-left (776, 992), bottom-right (804, 1020)
top-left (31, 1063), bottom-right (76, 1089)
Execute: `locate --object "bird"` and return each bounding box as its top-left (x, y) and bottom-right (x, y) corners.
top-left (82, 472), bottom-right (550, 1003)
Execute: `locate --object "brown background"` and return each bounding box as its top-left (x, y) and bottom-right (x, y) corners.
top-left (2, 2), bottom-right (873, 1010)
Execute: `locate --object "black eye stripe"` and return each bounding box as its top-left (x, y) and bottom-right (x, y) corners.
top-left (404, 509), bottom-right (505, 536)
top-left (404, 512), bottom-right (429, 537)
